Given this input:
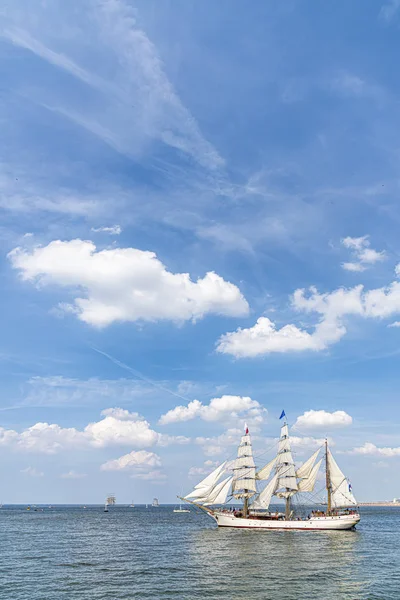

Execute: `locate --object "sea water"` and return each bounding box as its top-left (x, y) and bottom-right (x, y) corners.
top-left (0, 505), bottom-right (398, 599)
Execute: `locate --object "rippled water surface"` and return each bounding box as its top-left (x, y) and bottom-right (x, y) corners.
top-left (0, 505), bottom-right (398, 599)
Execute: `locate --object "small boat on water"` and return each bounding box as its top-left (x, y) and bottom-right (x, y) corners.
top-left (104, 501), bottom-right (109, 513)
top-left (173, 504), bottom-right (190, 513)
top-left (180, 416), bottom-right (360, 531)
top-left (130, 500), bottom-right (135, 508)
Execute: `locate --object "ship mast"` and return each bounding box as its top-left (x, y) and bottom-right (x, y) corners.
top-left (273, 416), bottom-right (298, 520)
top-left (232, 423), bottom-right (257, 518)
top-left (325, 439), bottom-right (331, 514)
top-left (284, 416), bottom-right (290, 520)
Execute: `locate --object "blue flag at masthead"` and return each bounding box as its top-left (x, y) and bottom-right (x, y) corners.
top-left (279, 410), bottom-right (286, 420)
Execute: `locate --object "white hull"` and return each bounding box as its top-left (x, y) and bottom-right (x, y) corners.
top-left (212, 511), bottom-right (360, 530)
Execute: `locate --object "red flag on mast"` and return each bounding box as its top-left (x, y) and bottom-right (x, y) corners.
top-left (244, 422), bottom-right (249, 435)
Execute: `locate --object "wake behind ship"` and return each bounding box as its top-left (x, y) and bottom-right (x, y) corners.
top-left (180, 416), bottom-right (360, 530)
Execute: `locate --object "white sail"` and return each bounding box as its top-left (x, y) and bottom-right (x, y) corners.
top-left (234, 467), bottom-right (256, 479)
top-left (296, 449), bottom-right (320, 479)
top-left (276, 475), bottom-right (298, 491)
top-left (275, 424), bottom-right (298, 493)
top-left (184, 462), bottom-right (226, 501)
top-left (328, 450), bottom-right (357, 507)
top-left (278, 437), bottom-right (291, 452)
top-left (331, 482), bottom-right (357, 508)
top-left (233, 478), bottom-right (257, 493)
top-left (203, 476), bottom-right (232, 505)
top-left (232, 429), bottom-right (257, 499)
top-left (237, 443), bottom-right (250, 457)
top-left (256, 457), bottom-right (276, 481)
top-left (235, 456), bottom-right (256, 469)
top-left (281, 424), bottom-right (289, 438)
top-left (184, 487), bottom-right (209, 500)
top-left (252, 473), bottom-right (278, 509)
top-left (297, 459), bottom-right (322, 492)
top-left (194, 462), bottom-right (226, 489)
top-left (276, 451), bottom-right (295, 466)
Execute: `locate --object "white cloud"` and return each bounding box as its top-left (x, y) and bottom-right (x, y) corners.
top-left (132, 470), bottom-right (166, 482)
top-left (101, 449), bottom-right (166, 482)
top-left (159, 399), bottom-right (202, 424)
top-left (395, 263), bottom-right (400, 277)
top-left (349, 442), bottom-right (400, 457)
top-left (294, 410), bottom-right (353, 430)
top-left (372, 461), bottom-right (389, 469)
top-left (159, 395), bottom-right (266, 425)
top-left (86, 408), bottom-right (160, 448)
top-left (101, 450), bottom-right (161, 471)
top-left (379, 0), bottom-right (400, 22)
top-left (60, 470), bottom-right (87, 479)
top-left (290, 436), bottom-right (328, 450)
top-left (157, 434), bottom-right (191, 447)
top-left (0, 168), bottom-right (100, 216)
top-left (9, 239), bottom-right (249, 327)
top-left (293, 282), bottom-right (400, 321)
top-left (219, 279), bottom-right (400, 358)
top-left (1, 2), bottom-right (224, 171)
top-left (91, 225), bottom-right (122, 235)
top-left (188, 466), bottom-right (210, 477)
top-left (188, 460), bottom-right (219, 477)
top-left (195, 428), bottom-right (244, 457)
top-left (23, 375), bottom-right (153, 407)
top-left (15, 422), bottom-right (86, 454)
top-left (0, 407), bottom-right (186, 454)
top-left (388, 321), bottom-right (400, 328)
top-left (21, 466), bottom-right (44, 477)
top-left (216, 317), bottom-right (320, 358)
top-left (342, 262), bottom-right (366, 273)
top-left (342, 236), bottom-right (369, 251)
top-left (341, 235), bottom-right (385, 272)
top-left (0, 428), bottom-right (19, 446)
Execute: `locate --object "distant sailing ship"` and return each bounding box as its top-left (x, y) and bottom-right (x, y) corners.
top-left (130, 500), bottom-right (135, 508)
top-left (152, 498), bottom-right (160, 507)
top-left (104, 494), bottom-right (116, 512)
top-left (180, 417), bottom-right (360, 530)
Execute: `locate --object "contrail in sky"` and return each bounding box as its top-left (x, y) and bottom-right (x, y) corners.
top-left (91, 346), bottom-right (192, 403)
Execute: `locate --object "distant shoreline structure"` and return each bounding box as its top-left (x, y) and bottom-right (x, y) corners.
top-left (359, 502), bottom-right (400, 507)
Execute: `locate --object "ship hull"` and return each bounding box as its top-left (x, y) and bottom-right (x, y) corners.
top-left (212, 511), bottom-right (360, 530)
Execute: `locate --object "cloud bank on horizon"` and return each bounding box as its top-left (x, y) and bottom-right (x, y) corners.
top-left (1, 0), bottom-right (400, 502)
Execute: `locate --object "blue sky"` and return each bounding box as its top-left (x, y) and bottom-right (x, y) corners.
top-left (1, 0), bottom-right (400, 503)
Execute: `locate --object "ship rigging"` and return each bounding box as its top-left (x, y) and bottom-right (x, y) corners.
top-left (180, 417), bottom-right (360, 530)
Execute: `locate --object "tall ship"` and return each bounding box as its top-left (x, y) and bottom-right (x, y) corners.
top-left (106, 494), bottom-right (116, 506)
top-left (152, 498), bottom-right (160, 507)
top-left (180, 417), bottom-right (360, 530)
